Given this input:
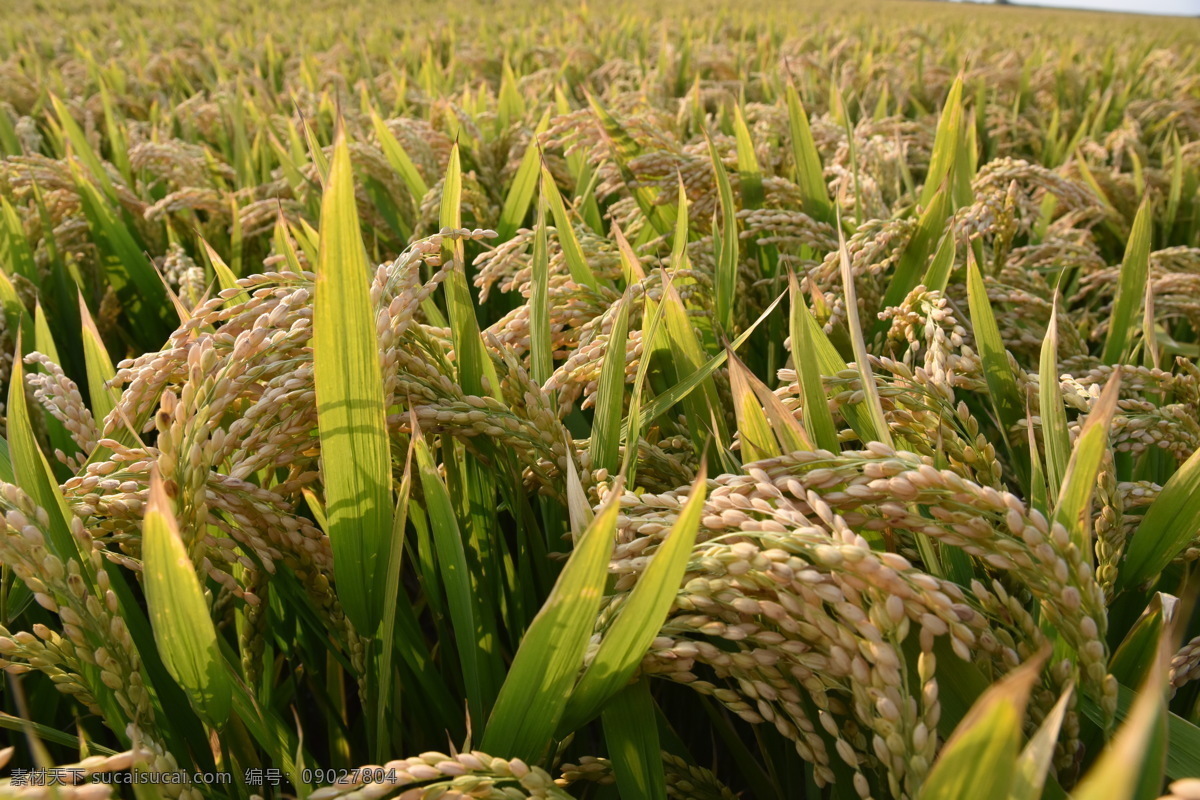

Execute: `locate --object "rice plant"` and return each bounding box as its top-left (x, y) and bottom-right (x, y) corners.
top-left (1, 0), bottom-right (1200, 798)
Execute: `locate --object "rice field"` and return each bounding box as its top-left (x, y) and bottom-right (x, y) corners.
top-left (1, 0), bottom-right (1200, 797)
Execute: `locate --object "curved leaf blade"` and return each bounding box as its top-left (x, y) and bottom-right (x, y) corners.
top-left (143, 471), bottom-right (232, 727)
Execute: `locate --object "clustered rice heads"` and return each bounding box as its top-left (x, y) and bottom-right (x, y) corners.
top-left (1, 0), bottom-right (1199, 798)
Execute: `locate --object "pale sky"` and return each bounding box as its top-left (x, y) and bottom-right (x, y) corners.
top-left (1010, 0), bottom-right (1199, 14)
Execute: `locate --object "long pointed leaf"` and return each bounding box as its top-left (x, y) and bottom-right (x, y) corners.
top-left (481, 485), bottom-right (621, 760)
top-left (1054, 370), bottom-right (1120, 552)
top-left (143, 470), bottom-right (233, 727)
top-left (313, 128), bottom-right (392, 635)
top-left (1118, 445), bottom-right (1200, 591)
top-left (561, 469), bottom-right (706, 731)
top-left (603, 679), bottom-right (668, 800)
top-left (966, 250), bottom-right (1024, 454)
top-left (919, 651), bottom-right (1046, 800)
top-left (785, 82), bottom-right (833, 224)
top-left (1101, 196), bottom-right (1153, 365)
top-left (1039, 297), bottom-right (1070, 503)
top-left (789, 272), bottom-right (840, 452)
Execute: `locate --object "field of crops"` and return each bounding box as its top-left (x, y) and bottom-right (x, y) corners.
top-left (1, 0), bottom-right (1200, 797)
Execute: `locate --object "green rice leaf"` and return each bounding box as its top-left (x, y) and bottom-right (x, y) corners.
top-left (373, 438), bottom-right (416, 761)
top-left (1038, 297), bottom-right (1070, 504)
top-left (413, 423), bottom-right (491, 727)
top-left (0, 713), bottom-right (117, 756)
top-left (918, 651), bottom-right (1045, 800)
top-left (70, 160), bottom-right (171, 346)
top-left (792, 272), bottom-right (877, 441)
top-left (0, 433), bottom-right (12, 485)
top-left (294, 219), bottom-right (321, 264)
top-left (564, 441), bottom-right (595, 535)
top-left (274, 215), bottom-right (307, 276)
top-left (1009, 685), bottom-right (1072, 800)
top-left (496, 110), bottom-right (549, 241)
top-left (31, 302), bottom-right (60, 366)
top-left (32, 301), bottom-right (76, 462)
top-left (838, 224), bottom-right (891, 447)
top-left (1118, 444), bottom-right (1200, 591)
top-left (442, 143), bottom-right (502, 400)
top-left (965, 250), bottom-right (1024, 455)
top-left (875, 186), bottom-right (950, 331)
top-left (728, 353), bottom-right (782, 462)
top-left (540, 163), bottom-right (599, 290)
top-left (561, 469), bottom-right (706, 731)
top-left (313, 128), bottom-right (393, 635)
top-left (228, 195), bottom-right (245, 277)
top-left (921, 75), bottom-right (972, 209)
top-left (529, 197), bottom-right (554, 387)
top-left (732, 105), bottom-right (764, 212)
top-left (589, 288), bottom-right (633, 475)
top-left (729, 349), bottom-right (812, 456)
top-left (1143, 280), bottom-right (1161, 371)
top-left (784, 81), bottom-right (833, 224)
top-left (50, 94), bottom-right (117, 200)
top-left (7, 341), bottom-right (89, 582)
top-left (0, 108), bottom-right (19, 156)
top-left (706, 129), bottom-right (739, 334)
top-left (143, 470), bottom-right (233, 727)
top-left (497, 59), bottom-right (526, 131)
top-left (1164, 132), bottom-right (1182, 238)
top-left (625, 287), bottom-right (784, 444)
top-left (788, 271), bottom-right (840, 452)
top-left (0, 270), bottom-right (33, 352)
top-left (612, 224), bottom-right (667, 485)
top-left (0, 197), bottom-right (39, 288)
top-left (1072, 152), bottom-right (1120, 220)
top-left (1080, 683), bottom-right (1200, 781)
top-left (96, 76), bottom-right (132, 184)
top-left (923, 229), bottom-right (957, 294)
top-left (370, 109), bottom-right (429, 204)
top-left (1053, 369), bottom-right (1120, 552)
top-left (1101, 196), bottom-right (1153, 365)
top-left (654, 183), bottom-right (728, 454)
top-left (199, 238), bottom-right (250, 306)
top-left (1109, 593), bottom-right (1172, 690)
top-left (585, 93), bottom-right (674, 236)
top-left (603, 679), bottom-right (668, 800)
top-left (1072, 637), bottom-right (1168, 800)
top-left (481, 484), bottom-right (620, 761)
top-left (301, 112), bottom-right (330, 187)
